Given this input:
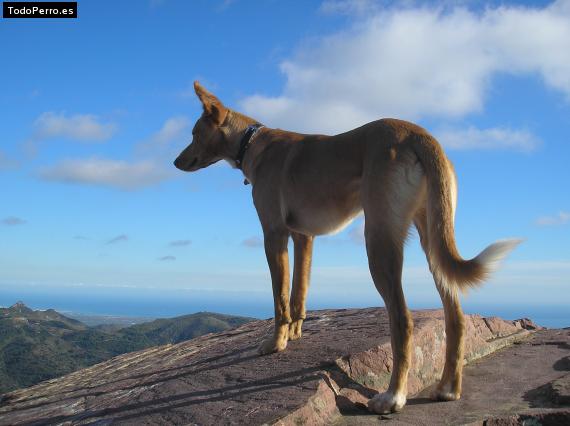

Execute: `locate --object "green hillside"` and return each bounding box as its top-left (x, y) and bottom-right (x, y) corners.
top-left (0, 302), bottom-right (254, 394)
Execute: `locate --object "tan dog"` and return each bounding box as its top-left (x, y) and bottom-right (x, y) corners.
top-left (174, 81), bottom-right (520, 414)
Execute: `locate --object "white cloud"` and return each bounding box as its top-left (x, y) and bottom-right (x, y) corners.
top-left (536, 211), bottom-right (570, 226)
top-left (39, 158), bottom-right (170, 190)
top-left (169, 239), bottom-right (192, 247)
top-left (242, 236), bottom-right (264, 248)
top-left (149, 116), bottom-right (190, 145)
top-left (435, 126), bottom-right (541, 151)
top-left (2, 216), bottom-right (26, 226)
top-left (158, 255), bottom-right (176, 261)
top-left (241, 1), bottom-right (570, 134)
top-left (107, 234), bottom-right (128, 244)
top-left (33, 112), bottom-right (116, 142)
top-left (36, 116), bottom-right (189, 191)
top-left (136, 116), bottom-right (192, 163)
top-left (348, 220), bottom-right (365, 244)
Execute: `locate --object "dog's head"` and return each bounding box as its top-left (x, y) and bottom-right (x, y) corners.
top-left (174, 82), bottom-right (230, 172)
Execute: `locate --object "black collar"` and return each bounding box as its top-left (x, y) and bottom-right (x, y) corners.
top-left (235, 123), bottom-right (263, 169)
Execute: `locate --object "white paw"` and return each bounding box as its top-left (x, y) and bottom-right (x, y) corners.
top-left (368, 391), bottom-right (406, 414)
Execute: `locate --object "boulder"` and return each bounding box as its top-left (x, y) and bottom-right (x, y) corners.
top-left (0, 308), bottom-right (533, 425)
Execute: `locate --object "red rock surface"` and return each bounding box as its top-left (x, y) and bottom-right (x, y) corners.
top-left (0, 308), bottom-right (533, 425)
top-left (338, 328), bottom-right (570, 425)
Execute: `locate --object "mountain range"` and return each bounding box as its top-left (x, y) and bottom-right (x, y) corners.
top-left (0, 301), bottom-right (254, 394)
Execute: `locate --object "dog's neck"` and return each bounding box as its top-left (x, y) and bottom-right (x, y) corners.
top-left (221, 110), bottom-right (265, 181)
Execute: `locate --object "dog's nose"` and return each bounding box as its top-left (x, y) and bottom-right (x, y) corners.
top-left (173, 157), bottom-right (182, 169)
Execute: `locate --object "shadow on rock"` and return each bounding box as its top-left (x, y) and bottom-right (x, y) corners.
top-left (554, 356), bottom-right (570, 372)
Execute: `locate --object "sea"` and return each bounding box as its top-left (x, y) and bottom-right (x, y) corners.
top-left (1, 285), bottom-right (568, 328)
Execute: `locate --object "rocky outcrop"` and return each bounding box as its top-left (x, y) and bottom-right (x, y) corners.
top-left (363, 328), bottom-right (570, 426)
top-left (0, 308), bottom-right (538, 425)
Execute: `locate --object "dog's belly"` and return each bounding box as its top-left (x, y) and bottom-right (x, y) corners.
top-left (288, 207), bottom-right (362, 236)
top-left (284, 187), bottom-right (362, 236)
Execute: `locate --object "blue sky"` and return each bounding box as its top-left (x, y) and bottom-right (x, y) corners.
top-left (1, 0), bottom-right (569, 318)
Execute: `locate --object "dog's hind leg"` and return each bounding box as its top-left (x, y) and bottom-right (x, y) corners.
top-left (364, 153), bottom-right (424, 414)
top-left (362, 146), bottom-right (426, 413)
top-left (289, 232), bottom-right (314, 340)
top-left (365, 224), bottom-right (412, 413)
top-left (258, 230), bottom-right (292, 355)
top-left (414, 209), bottom-right (465, 401)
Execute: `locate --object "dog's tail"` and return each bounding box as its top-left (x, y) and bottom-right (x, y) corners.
top-left (411, 134), bottom-right (521, 293)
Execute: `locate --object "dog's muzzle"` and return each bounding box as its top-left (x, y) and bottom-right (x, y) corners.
top-left (174, 157), bottom-right (197, 171)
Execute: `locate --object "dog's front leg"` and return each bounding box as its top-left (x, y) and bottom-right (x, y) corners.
top-left (289, 232), bottom-right (313, 340)
top-left (258, 230), bottom-right (291, 355)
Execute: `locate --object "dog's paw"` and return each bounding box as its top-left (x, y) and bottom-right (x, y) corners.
top-left (257, 336), bottom-right (287, 355)
top-left (288, 319), bottom-right (303, 340)
top-left (430, 389), bottom-right (460, 401)
top-left (430, 380), bottom-right (461, 401)
top-left (367, 392), bottom-right (406, 414)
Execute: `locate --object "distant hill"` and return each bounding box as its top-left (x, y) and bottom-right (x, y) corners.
top-left (0, 302), bottom-right (254, 394)
top-left (65, 312), bottom-right (154, 328)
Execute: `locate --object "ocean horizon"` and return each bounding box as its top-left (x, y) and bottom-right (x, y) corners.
top-left (1, 285), bottom-right (568, 329)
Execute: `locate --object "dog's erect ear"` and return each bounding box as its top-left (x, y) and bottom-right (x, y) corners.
top-left (194, 81), bottom-right (228, 125)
